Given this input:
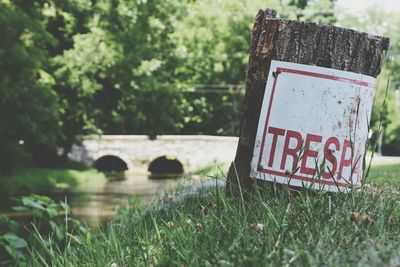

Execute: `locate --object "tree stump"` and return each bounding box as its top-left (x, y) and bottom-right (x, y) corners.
top-left (226, 9), bottom-right (390, 197)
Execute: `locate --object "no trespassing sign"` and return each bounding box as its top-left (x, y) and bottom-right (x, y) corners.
top-left (250, 60), bottom-right (376, 192)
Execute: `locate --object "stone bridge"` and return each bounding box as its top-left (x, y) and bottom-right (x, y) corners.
top-left (68, 135), bottom-right (238, 173)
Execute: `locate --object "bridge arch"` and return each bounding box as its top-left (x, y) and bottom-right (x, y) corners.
top-left (92, 151), bottom-right (132, 171)
top-left (148, 155), bottom-right (184, 176)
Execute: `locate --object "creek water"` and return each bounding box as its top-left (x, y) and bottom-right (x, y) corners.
top-left (69, 171), bottom-right (187, 225)
top-left (1, 171), bottom-right (189, 226)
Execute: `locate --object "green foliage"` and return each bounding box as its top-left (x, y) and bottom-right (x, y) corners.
top-left (280, 0), bottom-right (336, 24)
top-left (42, 0), bottom-right (338, 142)
top-left (1, 195), bottom-right (86, 264)
top-left (382, 89), bottom-right (400, 154)
top-left (0, 0), bottom-right (369, 174)
top-left (0, 215), bottom-right (27, 262)
top-left (383, 128), bottom-right (400, 155)
top-left (170, 0), bottom-right (262, 134)
top-left (0, 1), bottom-right (61, 173)
top-left (337, 7), bottom-right (400, 155)
top-left (0, 141), bottom-right (29, 176)
top-left (47, 0), bottom-right (189, 145)
top-left (168, 0), bottom-right (336, 134)
top-left (0, 232), bottom-right (27, 262)
top-left (13, 195), bottom-right (86, 240)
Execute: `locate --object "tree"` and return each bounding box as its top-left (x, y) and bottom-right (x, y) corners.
top-left (0, 0), bottom-right (342, 174)
top-left (0, 1), bottom-right (60, 174)
top-left (48, 0), bottom-right (189, 149)
top-left (170, 0), bottom-right (281, 135)
top-left (51, 16), bottom-right (121, 154)
top-left (100, 0), bottom-right (188, 138)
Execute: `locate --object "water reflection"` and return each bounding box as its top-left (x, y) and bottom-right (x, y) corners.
top-left (0, 171), bottom-right (189, 227)
top-left (67, 171), bottom-right (185, 225)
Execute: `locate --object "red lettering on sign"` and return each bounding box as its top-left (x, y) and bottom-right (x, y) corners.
top-left (338, 140), bottom-right (352, 180)
top-left (351, 147), bottom-right (363, 183)
top-left (267, 127), bottom-right (285, 167)
top-left (257, 126), bottom-right (362, 187)
top-left (322, 137), bottom-right (340, 179)
top-left (280, 130), bottom-right (302, 172)
top-left (300, 133), bottom-right (322, 176)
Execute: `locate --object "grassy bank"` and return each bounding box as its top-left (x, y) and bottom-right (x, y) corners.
top-left (368, 163), bottom-right (400, 187)
top-left (194, 163), bottom-right (230, 176)
top-left (0, 161), bottom-right (397, 265)
top-left (25, 179), bottom-right (400, 266)
top-left (0, 168), bottom-right (106, 197)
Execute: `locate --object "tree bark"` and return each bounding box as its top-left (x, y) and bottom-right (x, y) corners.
top-left (226, 9), bottom-right (390, 197)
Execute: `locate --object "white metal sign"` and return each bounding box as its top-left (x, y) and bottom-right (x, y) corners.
top-left (250, 60), bottom-right (376, 192)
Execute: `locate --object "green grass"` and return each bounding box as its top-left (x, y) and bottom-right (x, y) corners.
top-left (3, 162), bottom-right (398, 266)
top-left (0, 168), bottom-right (106, 197)
top-left (193, 163), bottom-right (230, 176)
top-left (368, 163), bottom-right (400, 187)
top-left (26, 179), bottom-right (400, 266)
